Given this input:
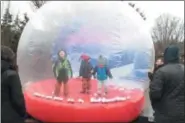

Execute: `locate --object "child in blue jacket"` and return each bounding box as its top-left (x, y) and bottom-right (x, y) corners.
top-left (93, 55), bottom-right (113, 96)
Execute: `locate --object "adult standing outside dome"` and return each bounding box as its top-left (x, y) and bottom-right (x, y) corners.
top-left (150, 45), bottom-right (184, 123)
top-left (1, 46), bottom-right (26, 123)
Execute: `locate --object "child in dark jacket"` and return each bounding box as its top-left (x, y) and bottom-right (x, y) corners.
top-left (93, 55), bottom-right (113, 96)
top-left (79, 54), bottom-right (93, 94)
top-left (52, 49), bottom-right (73, 97)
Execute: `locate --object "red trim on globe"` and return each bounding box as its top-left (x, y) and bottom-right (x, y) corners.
top-left (24, 78), bottom-right (144, 122)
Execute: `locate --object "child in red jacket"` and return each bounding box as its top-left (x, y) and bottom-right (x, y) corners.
top-left (79, 54), bottom-right (93, 94)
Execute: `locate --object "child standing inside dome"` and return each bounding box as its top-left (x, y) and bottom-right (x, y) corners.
top-left (93, 55), bottom-right (113, 96)
top-left (79, 54), bottom-right (93, 94)
top-left (52, 49), bottom-right (73, 97)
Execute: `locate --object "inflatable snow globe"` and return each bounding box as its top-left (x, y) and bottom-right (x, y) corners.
top-left (17, 1), bottom-right (154, 122)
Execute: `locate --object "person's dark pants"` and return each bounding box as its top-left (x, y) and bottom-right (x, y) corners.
top-left (53, 80), bottom-right (68, 97)
top-left (54, 68), bottom-right (69, 96)
top-left (53, 71), bottom-right (69, 97)
top-left (81, 78), bottom-right (91, 93)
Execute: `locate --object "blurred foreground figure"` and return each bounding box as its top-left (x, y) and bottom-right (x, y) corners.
top-left (142, 56), bottom-right (164, 122)
top-left (150, 45), bottom-right (184, 123)
top-left (1, 46), bottom-right (26, 123)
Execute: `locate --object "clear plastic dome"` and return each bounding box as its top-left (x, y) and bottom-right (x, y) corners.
top-left (17, 1), bottom-right (155, 90)
top-left (17, 2), bottom-right (155, 122)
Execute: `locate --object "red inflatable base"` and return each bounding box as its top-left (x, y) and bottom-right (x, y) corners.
top-left (24, 78), bottom-right (144, 123)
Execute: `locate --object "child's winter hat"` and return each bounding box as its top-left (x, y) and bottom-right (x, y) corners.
top-left (97, 55), bottom-right (107, 66)
top-left (81, 54), bottom-right (90, 61)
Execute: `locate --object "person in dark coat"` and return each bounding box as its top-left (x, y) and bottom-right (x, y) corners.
top-left (149, 45), bottom-right (184, 123)
top-left (146, 56), bottom-right (164, 122)
top-left (79, 54), bottom-right (93, 94)
top-left (1, 46), bottom-right (26, 123)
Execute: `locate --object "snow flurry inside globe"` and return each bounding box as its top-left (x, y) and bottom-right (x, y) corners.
top-left (17, 1), bottom-right (154, 123)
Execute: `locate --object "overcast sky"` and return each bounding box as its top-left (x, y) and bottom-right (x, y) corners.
top-left (1, 1), bottom-right (184, 29)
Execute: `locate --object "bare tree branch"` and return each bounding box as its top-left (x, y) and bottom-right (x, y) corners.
top-left (152, 14), bottom-right (184, 55)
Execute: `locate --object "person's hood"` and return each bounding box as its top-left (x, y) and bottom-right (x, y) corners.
top-left (97, 56), bottom-right (107, 66)
top-left (154, 64), bottom-right (164, 72)
top-left (1, 60), bottom-right (11, 73)
top-left (164, 45), bottom-right (180, 64)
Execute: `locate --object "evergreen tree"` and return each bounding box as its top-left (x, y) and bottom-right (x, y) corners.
top-left (1, 4), bottom-right (13, 47)
top-left (11, 14), bottom-right (22, 53)
top-left (1, 4), bottom-right (29, 53)
top-left (152, 14), bottom-right (184, 56)
top-left (19, 13), bottom-right (29, 31)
